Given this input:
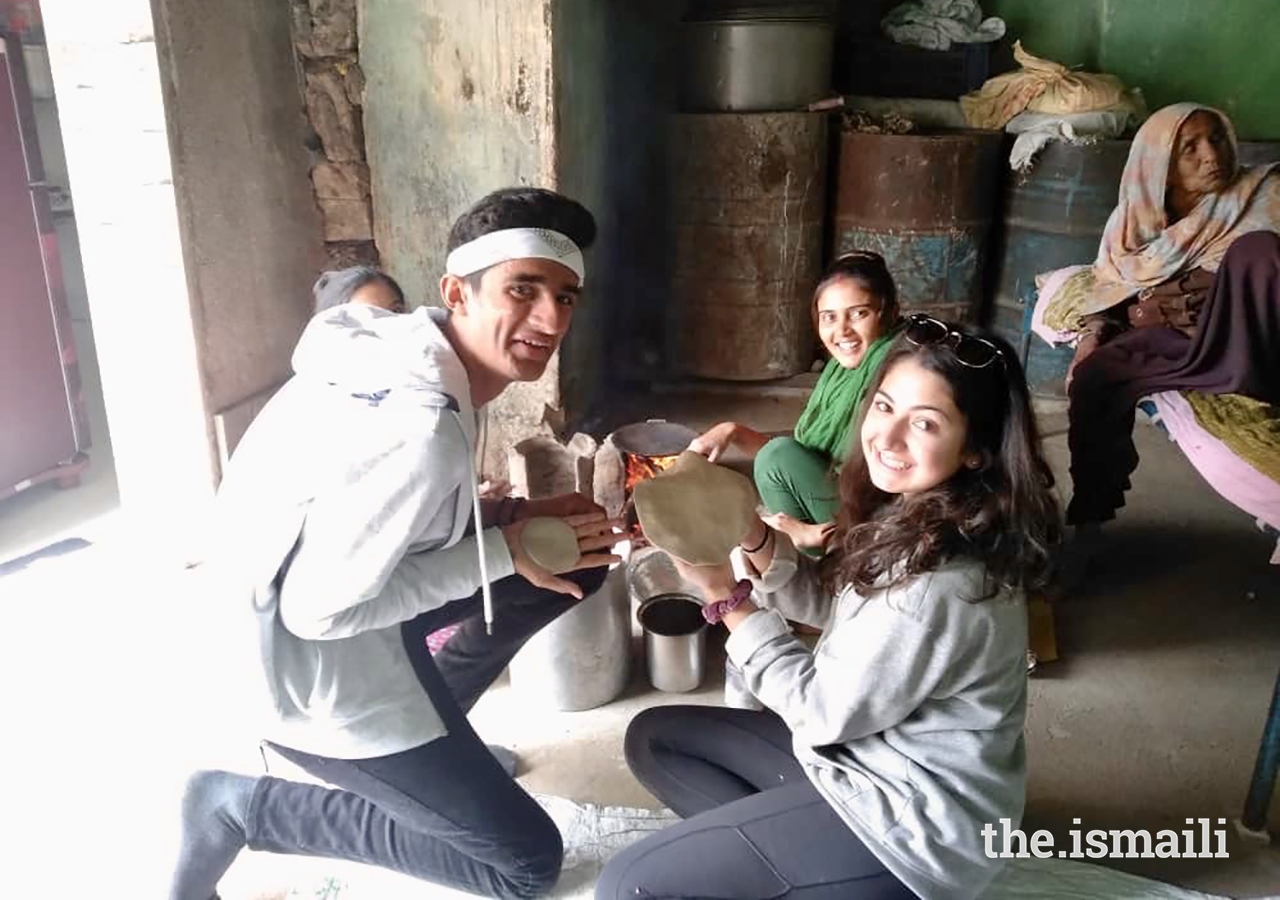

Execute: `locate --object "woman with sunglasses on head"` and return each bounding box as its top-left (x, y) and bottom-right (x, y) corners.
top-left (688, 252), bottom-right (903, 553)
top-left (597, 319), bottom-right (1061, 900)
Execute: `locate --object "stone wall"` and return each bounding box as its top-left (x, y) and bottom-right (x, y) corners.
top-left (292, 0), bottom-right (377, 269)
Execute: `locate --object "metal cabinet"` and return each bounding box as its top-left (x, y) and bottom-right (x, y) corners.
top-left (0, 31), bottom-right (88, 500)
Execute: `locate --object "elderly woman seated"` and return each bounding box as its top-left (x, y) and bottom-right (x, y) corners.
top-left (1036, 103), bottom-right (1280, 561)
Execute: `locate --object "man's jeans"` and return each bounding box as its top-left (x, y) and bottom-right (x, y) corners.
top-left (248, 568), bottom-right (607, 899)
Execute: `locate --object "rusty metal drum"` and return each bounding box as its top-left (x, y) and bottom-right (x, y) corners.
top-left (988, 139), bottom-right (1131, 398)
top-left (669, 112), bottom-right (827, 381)
top-left (833, 128), bottom-right (1004, 323)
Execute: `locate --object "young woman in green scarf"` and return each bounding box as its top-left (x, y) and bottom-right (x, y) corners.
top-left (688, 252), bottom-right (902, 552)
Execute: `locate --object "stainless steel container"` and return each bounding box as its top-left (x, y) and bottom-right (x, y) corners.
top-left (680, 17), bottom-right (835, 112)
top-left (638, 593), bottom-right (707, 693)
top-left (508, 563), bottom-right (632, 712)
top-left (627, 545), bottom-right (701, 604)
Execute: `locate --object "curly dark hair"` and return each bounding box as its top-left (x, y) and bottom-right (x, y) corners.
top-left (812, 250), bottom-right (900, 330)
top-left (820, 326), bottom-right (1062, 598)
top-left (446, 187), bottom-right (597, 252)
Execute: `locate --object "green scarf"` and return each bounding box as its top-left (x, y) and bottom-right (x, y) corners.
top-left (793, 326), bottom-right (900, 462)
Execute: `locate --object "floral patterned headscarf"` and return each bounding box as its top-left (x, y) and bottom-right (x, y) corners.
top-left (1089, 102), bottom-right (1280, 310)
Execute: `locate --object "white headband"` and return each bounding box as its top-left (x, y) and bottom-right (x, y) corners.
top-left (445, 227), bottom-right (585, 285)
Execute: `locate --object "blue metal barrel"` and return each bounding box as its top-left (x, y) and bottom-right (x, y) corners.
top-left (988, 140), bottom-right (1131, 399)
top-left (1240, 141), bottom-right (1280, 168)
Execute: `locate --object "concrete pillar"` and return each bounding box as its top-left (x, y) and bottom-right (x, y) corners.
top-left (360, 1), bottom-right (682, 480)
top-left (361, 0), bottom-right (560, 481)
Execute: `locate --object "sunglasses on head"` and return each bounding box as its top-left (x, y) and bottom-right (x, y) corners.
top-left (903, 314), bottom-right (1005, 369)
top-left (834, 250), bottom-right (884, 265)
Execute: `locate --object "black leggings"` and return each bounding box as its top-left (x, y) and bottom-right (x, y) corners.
top-left (595, 706), bottom-right (914, 900)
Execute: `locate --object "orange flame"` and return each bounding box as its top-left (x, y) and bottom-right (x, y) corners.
top-left (622, 452), bottom-right (680, 540)
top-left (623, 452), bottom-right (680, 496)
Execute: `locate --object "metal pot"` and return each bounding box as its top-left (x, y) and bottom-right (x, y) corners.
top-left (638, 592), bottom-right (707, 693)
top-left (680, 17), bottom-right (835, 112)
top-left (508, 563), bottom-right (632, 711)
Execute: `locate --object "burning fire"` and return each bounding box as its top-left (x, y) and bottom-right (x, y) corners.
top-left (623, 451), bottom-right (680, 540)
top-left (623, 451), bottom-right (680, 495)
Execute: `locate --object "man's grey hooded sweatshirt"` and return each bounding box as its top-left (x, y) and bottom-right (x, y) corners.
top-left (210, 304), bottom-right (514, 760)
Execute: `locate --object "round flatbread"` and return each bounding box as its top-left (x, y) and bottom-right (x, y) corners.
top-left (520, 516), bottom-right (581, 573)
top-left (632, 451), bottom-right (758, 565)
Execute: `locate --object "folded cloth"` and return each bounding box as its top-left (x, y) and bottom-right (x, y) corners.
top-left (1006, 108), bottom-right (1138, 172)
top-left (881, 0), bottom-right (1004, 51)
top-left (1031, 264), bottom-right (1091, 346)
top-left (1149, 390), bottom-right (1280, 537)
top-left (1184, 391), bottom-right (1280, 485)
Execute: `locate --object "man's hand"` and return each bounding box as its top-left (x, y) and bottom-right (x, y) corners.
top-left (477, 476), bottom-right (512, 500)
top-left (520, 492), bottom-right (604, 521)
top-left (502, 511), bottom-right (623, 599)
top-left (687, 422), bottom-right (737, 463)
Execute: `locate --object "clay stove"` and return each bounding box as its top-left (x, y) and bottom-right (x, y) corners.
top-left (505, 419), bottom-right (699, 541)
top-left (595, 420), bottom-right (698, 537)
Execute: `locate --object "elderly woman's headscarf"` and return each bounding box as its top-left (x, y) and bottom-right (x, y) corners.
top-left (1088, 103), bottom-right (1280, 310)
top-left (312, 266), bottom-right (406, 313)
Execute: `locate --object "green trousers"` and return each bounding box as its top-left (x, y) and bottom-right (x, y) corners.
top-left (753, 436), bottom-right (839, 525)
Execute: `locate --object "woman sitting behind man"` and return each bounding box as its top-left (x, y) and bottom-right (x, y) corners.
top-left (312, 264), bottom-right (407, 314)
top-left (689, 251), bottom-right (903, 551)
top-left (1039, 103), bottom-right (1280, 548)
top-left (598, 319), bottom-right (1061, 899)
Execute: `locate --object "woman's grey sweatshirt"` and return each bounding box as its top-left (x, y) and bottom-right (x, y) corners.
top-left (729, 537), bottom-right (1028, 899)
top-left (208, 304), bottom-right (513, 760)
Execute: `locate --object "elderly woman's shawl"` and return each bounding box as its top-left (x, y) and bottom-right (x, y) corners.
top-left (1039, 103), bottom-right (1280, 337)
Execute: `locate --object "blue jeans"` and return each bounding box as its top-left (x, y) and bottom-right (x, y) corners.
top-left (242, 568), bottom-right (607, 899)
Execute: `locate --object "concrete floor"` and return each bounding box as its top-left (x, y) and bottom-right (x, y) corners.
top-left (3, 379), bottom-right (1279, 898)
top-left (599, 385), bottom-right (1280, 897)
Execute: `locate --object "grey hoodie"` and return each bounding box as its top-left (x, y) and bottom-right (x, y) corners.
top-left (729, 537), bottom-right (1028, 900)
top-left (209, 304), bottom-right (514, 759)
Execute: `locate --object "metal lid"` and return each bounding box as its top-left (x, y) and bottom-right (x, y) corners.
top-left (610, 420), bottom-right (699, 458)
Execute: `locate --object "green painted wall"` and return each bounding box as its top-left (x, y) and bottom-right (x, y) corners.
top-left (985, 0), bottom-right (1280, 138)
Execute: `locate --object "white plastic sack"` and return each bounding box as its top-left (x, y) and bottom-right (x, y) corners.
top-left (1006, 107), bottom-right (1140, 171)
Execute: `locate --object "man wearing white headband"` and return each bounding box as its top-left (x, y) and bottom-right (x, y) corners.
top-left (171, 188), bottom-right (622, 900)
